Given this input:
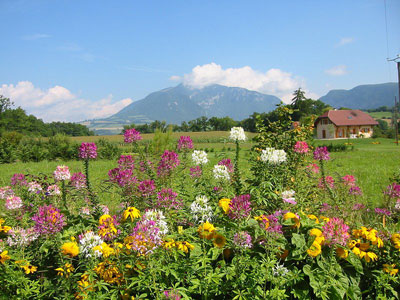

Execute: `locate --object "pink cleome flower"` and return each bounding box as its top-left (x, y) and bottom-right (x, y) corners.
top-left (79, 142), bottom-right (97, 159)
top-left (177, 136), bottom-right (193, 151)
top-left (313, 146), bottom-right (330, 161)
top-left (124, 128), bottom-right (142, 143)
top-left (294, 141), bottom-right (309, 154)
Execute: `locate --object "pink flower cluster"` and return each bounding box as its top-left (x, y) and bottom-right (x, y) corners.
top-left (228, 194), bottom-right (252, 220)
top-left (318, 176), bottom-right (335, 189)
top-left (11, 173), bottom-right (27, 186)
top-left (163, 290), bottom-right (182, 300)
top-left (139, 160), bottom-right (154, 173)
top-left (79, 142), bottom-right (97, 159)
top-left (349, 186), bottom-right (363, 196)
top-left (294, 141), bottom-right (309, 154)
top-left (233, 231), bottom-right (253, 249)
top-left (177, 136), bottom-right (193, 151)
top-left (108, 168), bottom-right (138, 187)
top-left (342, 175), bottom-right (356, 186)
top-left (322, 217), bottom-right (350, 246)
top-left (306, 163), bottom-right (319, 174)
top-left (157, 150), bottom-right (180, 177)
top-left (124, 128), bottom-right (142, 143)
top-left (0, 186), bottom-right (14, 199)
top-left (118, 155), bottom-right (135, 170)
top-left (313, 146), bottom-right (330, 161)
top-left (218, 158), bottom-right (234, 173)
top-left (374, 207), bottom-right (391, 216)
top-left (385, 183), bottom-right (400, 200)
top-left (138, 180), bottom-right (156, 198)
top-left (129, 219), bottom-right (162, 255)
top-left (32, 205), bottom-right (66, 235)
top-left (70, 172), bottom-right (87, 189)
top-left (7, 227), bottom-right (39, 247)
top-left (53, 165), bottom-right (71, 181)
top-left (46, 185), bottom-right (61, 196)
top-left (5, 196), bottom-right (23, 210)
top-left (156, 188), bottom-right (183, 210)
top-left (190, 166), bottom-right (202, 178)
top-left (28, 182), bottom-right (42, 194)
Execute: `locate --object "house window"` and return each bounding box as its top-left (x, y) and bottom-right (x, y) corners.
top-left (322, 119), bottom-right (329, 125)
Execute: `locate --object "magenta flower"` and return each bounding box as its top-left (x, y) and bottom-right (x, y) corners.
top-left (384, 183), bottom-right (400, 200)
top-left (322, 217), bottom-right (350, 246)
top-left (70, 172), bottom-right (87, 189)
top-left (0, 186), bottom-right (14, 200)
top-left (233, 231), bottom-right (253, 249)
top-left (157, 150), bottom-right (180, 177)
top-left (374, 207), bottom-right (391, 216)
top-left (306, 163), bottom-right (319, 174)
top-left (218, 158), bottom-right (234, 173)
top-left (108, 168), bottom-right (138, 187)
top-left (163, 290), bottom-right (182, 300)
top-left (342, 175), bottom-right (356, 186)
top-left (228, 194), bottom-right (252, 219)
top-left (349, 186), bottom-right (363, 196)
top-left (320, 202), bottom-right (332, 213)
top-left (32, 205), bottom-right (66, 235)
top-left (353, 203), bottom-right (365, 210)
top-left (5, 196), bottom-right (23, 210)
top-left (118, 155), bottom-right (135, 170)
top-left (177, 136), bottom-right (193, 151)
top-left (294, 141), bottom-right (309, 154)
top-left (156, 188), bottom-right (183, 210)
top-left (190, 166), bottom-right (202, 178)
top-left (124, 128), bottom-right (142, 143)
top-left (318, 176), bottom-right (335, 189)
top-left (313, 146), bottom-right (330, 161)
top-left (129, 219), bottom-right (162, 255)
top-left (139, 160), bottom-right (154, 173)
top-left (11, 173), bottom-right (27, 186)
top-left (138, 180), bottom-right (156, 198)
top-left (79, 142), bottom-right (97, 159)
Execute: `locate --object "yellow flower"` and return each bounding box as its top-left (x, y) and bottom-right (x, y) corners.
top-left (383, 264), bottom-right (399, 276)
top-left (0, 251), bottom-right (10, 264)
top-left (283, 212), bottom-right (300, 228)
top-left (319, 216), bottom-right (330, 223)
top-left (213, 233), bottom-right (227, 248)
top-left (336, 247), bottom-right (348, 259)
top-left (21, 264), bottom-right (37, 274)
top-left (254, 215), bottom-right (269, 229)
top-left (99, 214), bottom-right (113, 225)
top-left (177, 226), bottom-right (183, 234)
top-left (309, 228), bottom-right (323, 237)
top-left (0, 218), bottom-right (11, 233)
top-left (391, 233), bottom-right (400, 249)
top-left (123, 207), bottom-right (141, 222)
top-left (93, 242), bottom-right (115, 258)
top-left (163, 239), bottom-right (176, 249)
top-left (307, 241), bottom-right (321, 257)
top-left (307, 215), bottom-right (319, 223)
top-left (218, 198), bottom-right (231, 214)
top-left (176, 241), bottom-right (195, 253)
top-left (197, 222), bottom-right (216, 240)
top-left (61, 241), bottom-right (80, 257)
top-left (364, 251), bottom-right (378, 263)
top-left (348, 239), bottom-right (370, 259)
top-left (55, 267), bottom-right (65, 277)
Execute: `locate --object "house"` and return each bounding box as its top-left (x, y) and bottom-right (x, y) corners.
top-left (314, 110), bottom-right (378, 139)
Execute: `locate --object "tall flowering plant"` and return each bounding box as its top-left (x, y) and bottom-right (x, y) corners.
top-left (79, 142), bottom-right (98, 215)
top-left (230, 127), bottom-right (246, 194)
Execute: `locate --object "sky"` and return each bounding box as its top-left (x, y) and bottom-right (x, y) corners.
top-left (0, 0), bottom-right (399, 122)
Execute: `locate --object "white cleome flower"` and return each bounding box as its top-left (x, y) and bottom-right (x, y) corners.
top-left (79, 231), bottom-right (104, 258)
top-left (260, 148), bottom-right (287, 164)
top-left (190, 195), bottom-right (213, 223)
top-left (229, 127), bottom-right (246, 141)
top-left (192, 150), bottom-right (208, 165)
top-left (144, 209), bottom-right (169, 236)
top-left (213, 165), bottom-right (230, 181)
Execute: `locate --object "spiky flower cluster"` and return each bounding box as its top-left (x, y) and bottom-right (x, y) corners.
top-left (293, 141), bottom-right (309, 154)
top-left (143, 209), bottom-right (169, 235)
top-left (156, 188), bottom-right (183, 210)
top-left (322, 217), bottom-right (350, 247)
top-left (28, 182), bottom-right (42, 194)
top-left (318, 176), bottom-right (335, 189)
top-left (177, 136), bottom-right (193, 151)
top-left (108, 168), bottom-right (138, 187)
top-left (190, 166), bottom-right (202, 178)
top-left (228, 194), bottom-right (252, 220)
top-left (124, 128), bottom-right (142, 143)
top-left (385, 183), bottom-right (400, 200)
top-left (190, 195), bottom-right (213, 223)
top-left (53, 165), bottom-right (71, 181)
top-left (138, 180), bottom-right (156, 198)
top-left (128, 219), bottom-right (162, 255)
top-left (32, 205), bottom-right (66, 235)
top-left (218, 158), bottom-right (234, 173)
top-left (46, 185), bottom-right (61, 196)
top-left (229, 127), bottom-right (246, 141)
top-left (282, 190), bottom-right (296, 205)
top-left (213, 165), bottom-right (230, 181)
top-left (7, 227), bottom-right (39, 247)
top-left (79, 142), bottom-right (97, 159)
top-left (260, 148), bottom-right (287, 164)
top-left (70, 172), bottom-right (87, 189)
top-left (192, 150), bottom-right (208, 165)
top-left (0, 186), bottom-right (14, 199)
top-left (313, 146), bottom-right (330, 161)
top-left (5, 196), bottom-right (23, 210)
top-left (98, 215), bottom-right (120, 241)
top-left (11, 173), bottom-right (27, 186)
top-left (233, 231), bottom-right (253, 249)
top-left (157, 150), bottom-right (180, 177)
top-left (79, 231), bottom-right (104, 258)
top-left (118, 155), bottom-right (135, 170)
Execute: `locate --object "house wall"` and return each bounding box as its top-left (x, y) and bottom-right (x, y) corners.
top-left (316, 120), bottom-right (335, 139)
top-left (316, 119), bottom-right (375, 139)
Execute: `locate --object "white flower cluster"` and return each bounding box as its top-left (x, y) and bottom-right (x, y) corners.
top-left (273, 263), bottom-right (289, 277)
top-left (190, 195), bottom-right (213, 223)
top-left (260, 148), bottom-right (287, 164)
top-left (7, 227), bottom-right (39, 248)
top-left (79, 231), bottom-right (104, 258)
top-left (192, 150), bottom-right (208, 165)
top-left (28, 182), bottom-right (42, 193)
top-left (213, 165), bottom-right (230, 181)
top-left (282, 190), bottom-right (295, 199)
top-left (47, 185), bottom-right (61, 196)
top-left (144, 209), bottom-right (169, 236)
top-left (0, 186), bottom-right (14, 199)
top-left (229, 127), bottom-right (246, 141)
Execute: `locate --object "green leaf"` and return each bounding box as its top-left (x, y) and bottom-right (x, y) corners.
top-left (347, 252), bottom-right (364, 274)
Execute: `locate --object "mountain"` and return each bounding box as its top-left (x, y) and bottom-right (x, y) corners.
top-left (84, 84), bottom-right (281, 134)
top-left (320, 82), bottom-right (398, 109)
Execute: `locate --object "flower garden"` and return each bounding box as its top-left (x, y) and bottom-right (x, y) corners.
top-left (0, 109), bottom-right (399, 299)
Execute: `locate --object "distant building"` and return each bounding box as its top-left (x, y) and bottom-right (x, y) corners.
top-left (314, 110), bottom-right (378, 139)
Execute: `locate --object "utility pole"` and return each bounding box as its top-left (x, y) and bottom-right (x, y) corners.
top-left (387, 55), bottom-right (400, 145)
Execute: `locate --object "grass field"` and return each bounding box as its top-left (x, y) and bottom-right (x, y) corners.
top-left (0, 133), bottom-right (398, 208)
top-left (368, 111), bottom-right (393, 119)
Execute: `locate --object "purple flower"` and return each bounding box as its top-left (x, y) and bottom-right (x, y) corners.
top-left (177, 136), bottom-right (193, 151)
top-left (11, 173), bottom-right (27, 186)
top-left (156, 188), bottom-right (183, 210)
top-left (70, 172), bottom-right (87, 189)
top-left (218, 158), bottom-right (234, 173)
top-left (124, 128), bottom-right (142, 143)
top-left (190, 166), bottom-right (202, 178)
top-left (353, 203), bottom-right (365, 210)
top-left (32, 205), bottom-right (66, 235)
top-left (228, 194), bottom-right (252, 219)
top-left (233, 231), bottom-right (253, 249)
top-left (79, 142), bottom-right (97, 159)
top-left (313, 146), bottom-right (330, 161)
top-left (320, 203), bottom-right (332, 213)
top-left (322, 217), bottom-right (350, 247)
top-left (157, 150), bottom-right (180, 177)
top-left (108, 168), bottom-right (138, 187)
top-left (163, 290), bottom-right (182, 300)
top-left (118, 155), bottom-right (135, 170)
top-left (349, 186), bottom-right (362, 196)
top-left (374, 207), bottom-right (391, 216)
top-left (129, 218), bottom-right (162, 255)
top-left (138, 180), bottom-right (156, 198)
top-left (385, 183), bottom-right (400, 200)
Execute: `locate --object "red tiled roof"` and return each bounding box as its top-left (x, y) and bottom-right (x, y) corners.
top-left (315, 110), bottom-right (378, 126)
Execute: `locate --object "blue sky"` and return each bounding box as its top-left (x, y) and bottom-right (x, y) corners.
top-left (0, 0), bottom-right (399, 122)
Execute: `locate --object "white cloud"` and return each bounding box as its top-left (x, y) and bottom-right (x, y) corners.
top-left (325, 65), bottom-right (348, 76)
top-left (22, 33), bottom-right (51, 40)
top-left (169, 75), bottom-right (181, 81)
top-left (0, 81), bottom-right (133, 122)
top-left (336, 37), bottom-right (354, 47)
top-left (179, 62), bottom-right (307, 103)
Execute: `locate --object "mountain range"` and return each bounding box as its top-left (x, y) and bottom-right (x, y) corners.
top-left (81, 82), bottom-right (399, 135)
